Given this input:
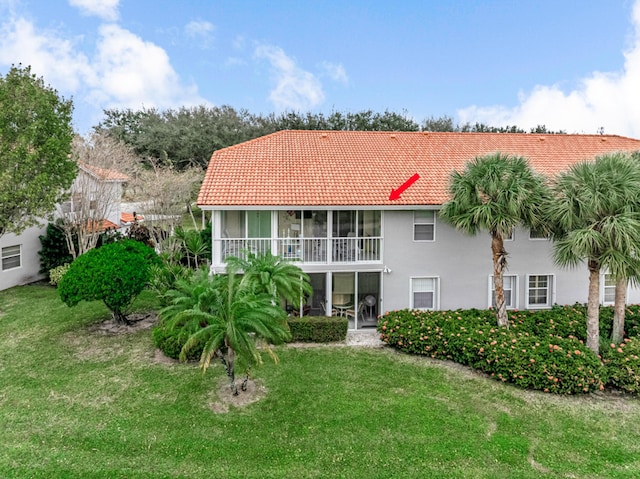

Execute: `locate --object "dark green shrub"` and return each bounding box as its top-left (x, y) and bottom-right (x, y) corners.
top-left (39, 220), bottom-right (73, 274)
top-left (602, 338), bottom-right (640, 394)
top-left (152, 323), bottom-right (203, 360)
top-left (287, 316), bottom-right (348, 342)
top-left (58, 240), bottom-right (160, 323)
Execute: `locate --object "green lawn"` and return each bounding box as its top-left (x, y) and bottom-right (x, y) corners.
top-left (2, 285), bottom-right (640, 478)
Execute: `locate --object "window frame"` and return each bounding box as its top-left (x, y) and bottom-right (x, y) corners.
top-left (413, 210), bottom-right (436, 242)
top-left (529, 228), bottom-right (549, 240)
top-left (600, 273), bottom-right (622, 306)
top-left (525, 274), bottom-right (555, 309)
top-left (1, 244), bottom-right (22, 271)
top-left (410, 276), bottom-right (440, 310)
top-left (488, 274), bottom-right (518, 310)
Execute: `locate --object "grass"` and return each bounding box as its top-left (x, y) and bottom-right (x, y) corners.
top-left (2, 285), bottom-right (640, 478)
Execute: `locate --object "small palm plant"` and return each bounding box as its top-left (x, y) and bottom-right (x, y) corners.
top-left (160, 268), bottom-right (291, 395)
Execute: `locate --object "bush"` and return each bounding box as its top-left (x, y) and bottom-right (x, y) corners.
top-left (58, 240), bottom-right (160, 323)
top-left (287, 316), bottom-right (348, 342)
top-left (49, 263), bottom-right (70, 286)
top-left (152, 323), bottom-right (203, 360)
top-left (602, 338), bottom-right (640, 394)
top-left (39, 221), bottom-right (73, 274)
top-left (378, 308), bottom-right (606, 395)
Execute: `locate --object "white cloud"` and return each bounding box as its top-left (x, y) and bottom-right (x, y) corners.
top-left (184, 20), bottom-right (214, 48)
top-left (0, 11), bottom-right (207, 131)
top-left (68, 0), bottom-right (119, 22)
top-left (255, 44), bottom-right (324, 111)
top-left (458, 0), bottom-right (640, 137)
top-left (320, 61), bottom-right (348, 84)
top-left (0, 16), bottom-right (94, 92)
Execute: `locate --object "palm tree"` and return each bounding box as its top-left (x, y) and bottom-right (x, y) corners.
top-left (440, 153), bottom-right (549, 327)
top-left (160, 269), bottom-right (290, 395)
top-left (549, 153), bottom-right (640, 353)
top-left (226, 251), bottom-right (313, 309)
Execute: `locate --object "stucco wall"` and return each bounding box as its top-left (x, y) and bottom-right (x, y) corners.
top-left (381, 210), bottom-right (640, 313)
top-left (0, 225), bottom-right (47, 291)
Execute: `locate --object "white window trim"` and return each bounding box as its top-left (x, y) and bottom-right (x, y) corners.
top-left (410, 276), bottom-right (440, 310)
top-left (1, 244), bottom-right (22, 271)
top-left (413, 210), bottom-right (436, 242)
top-left (600, 273), bottom-right (626, 306)
top-left (487, 274), bottom-right (518, 310)
top-left (525, 274), bottom-right (555, 309)
top-left (503, 228), bottom-right (515, 241)
top-left (529, 228), bottom-right (549, 240)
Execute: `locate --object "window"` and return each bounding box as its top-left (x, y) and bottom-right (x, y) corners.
top-left (526, 274), bottom-right (554, 308)
top-left (489, 275), bottom-right (517, 309)
top-left (1, 245), bottom-right (21, 271)
top-left (411, 277), bottom-right (439, 310)
top-left (504, 228), bottom-right (514, 241)
top-left (602, 274), bottom-right (616, 305)
top-left (529, 228), bottom-right (548, 240)
top-left (414, 210), bottom-right (435, 241)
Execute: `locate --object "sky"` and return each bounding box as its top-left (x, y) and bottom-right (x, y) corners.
top-left (1, 0), bottom-right (639, 137)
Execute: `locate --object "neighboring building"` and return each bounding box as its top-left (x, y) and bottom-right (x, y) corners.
top-left (197, 130), bottom-right (640, 329)
top-left (0, 163), bottom-right (130, 291)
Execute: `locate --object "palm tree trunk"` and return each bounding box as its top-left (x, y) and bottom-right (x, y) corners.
top-left (586, 259), bottom-right (601, 355)
top-left (491, 232), bottom-right (509, 328)
top-left (226, 346), bottom-right (238, 396)
top-left (612, 277), bottom-right (627, 343)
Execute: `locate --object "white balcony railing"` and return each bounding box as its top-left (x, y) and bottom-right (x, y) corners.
top-left (215, 237), bottom-right (382, 264)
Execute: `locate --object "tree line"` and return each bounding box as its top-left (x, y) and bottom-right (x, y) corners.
top-left (96, 106), bottom-right (566, 171)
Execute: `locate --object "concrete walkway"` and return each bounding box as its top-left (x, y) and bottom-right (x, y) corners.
top-left (345, 329), bottom-right (385, 347)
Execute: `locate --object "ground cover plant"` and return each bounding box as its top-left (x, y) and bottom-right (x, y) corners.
top-left (4, 285), bottom-right (640, 478)
top-left (378, 305), bottom-right (640, 395)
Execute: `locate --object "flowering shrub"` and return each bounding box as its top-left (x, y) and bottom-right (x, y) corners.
top-left (602, 338), bottom-right (640, 394)
top-left (378, 308), bottom-right (606, 394)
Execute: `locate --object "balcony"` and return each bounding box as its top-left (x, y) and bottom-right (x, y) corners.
top-left (215, 236), bottom-right (382, 265)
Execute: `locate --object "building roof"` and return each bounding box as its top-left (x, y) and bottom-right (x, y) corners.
top-left (79, 162), bottom-right (129, 182)
top-left (197, 130), bottom-right (640, 208)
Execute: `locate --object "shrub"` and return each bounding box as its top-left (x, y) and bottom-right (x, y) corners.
top-left (49, 263), bottom-right (70, 286)
top-left (378, 308), bottom-right (606, 395)
top-left (152, 323), bottom-right (203, 360)
top-left (287, 316), bottom-right (348, 342)
top-left (602, 338), bottom-right (640, 394)
top-left (58, 240), bottom-right (160, 323)
top-left (38, 220), bottom-right (73, 274)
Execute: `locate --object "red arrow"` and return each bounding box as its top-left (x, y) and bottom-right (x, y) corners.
top-left (389, 173), bottom-right (420, 201)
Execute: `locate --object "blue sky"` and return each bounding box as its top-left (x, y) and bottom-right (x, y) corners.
top-left (1, 0), bottom-right (639, 137)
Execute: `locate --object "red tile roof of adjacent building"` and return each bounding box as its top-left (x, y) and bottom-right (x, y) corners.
top-left (79, 162), bottom-right (129, 182)
top-left (197, 130), bottom-right (640, 208)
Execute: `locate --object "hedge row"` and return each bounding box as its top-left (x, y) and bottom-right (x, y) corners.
top-left (287, 316), bottom-right (348, 343)
top-left (377, 306), bottom-right (640, 395)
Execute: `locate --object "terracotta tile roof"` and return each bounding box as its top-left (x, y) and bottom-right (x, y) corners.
top-left (197, 130), bottom-right (640, 207)
top-left (86, 219), bottom-right (120, 233)
top-left (121, 212), bottom-right (144, 224)
top-left (79, 162), bottom-right (129, 182)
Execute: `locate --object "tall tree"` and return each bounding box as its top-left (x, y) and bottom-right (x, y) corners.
top-left (440, 153), bottom-right (549, 327)
top-left (0, 65), bottom-right (76, 238)
top-left (58, 132), bottom-right (139, 258)
top-left (550, 153), bottom-right (640, 353)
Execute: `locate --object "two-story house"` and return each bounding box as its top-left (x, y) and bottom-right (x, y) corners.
top-left (197, 130), bottom-right (640, 330)
top-left (0, 162), bottom-right (129, 291)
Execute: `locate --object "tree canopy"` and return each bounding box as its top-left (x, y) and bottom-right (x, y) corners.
top-left (0, 65), bottom-right (76, 237)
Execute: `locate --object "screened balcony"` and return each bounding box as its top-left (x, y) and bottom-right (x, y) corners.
top-left (213, 209), bottom-right (382, 265)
